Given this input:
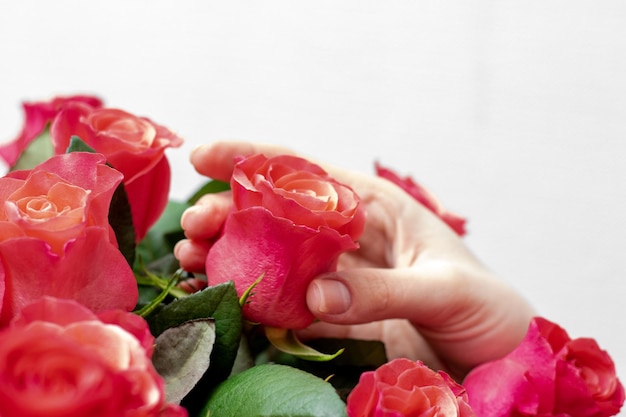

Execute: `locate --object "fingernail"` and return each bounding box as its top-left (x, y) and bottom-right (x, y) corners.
top-left (180, 206), bottom-right (201, 230)
top-left (308, 279), bottom-right (351, 315)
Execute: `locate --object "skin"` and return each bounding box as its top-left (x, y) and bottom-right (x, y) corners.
top-left (174, 141), bottom-right (536, 380)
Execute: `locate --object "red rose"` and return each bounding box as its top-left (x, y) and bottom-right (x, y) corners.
top-left (0, 152), bottom-right (137, 325)
top-left (50, 104), bottom-right (183, 240)
top-left (375, 162), bottom-right (467, 236)
top-left (347, 358), bottom-right (476, 417)
top-left (0, 95), bottom-right (103, 167)
top-left (463, 316), bottom-right (625, 417)
top-left (0, 297), bottom-right (187, 417)
top-left (205, 154), bottom-right (365, 329)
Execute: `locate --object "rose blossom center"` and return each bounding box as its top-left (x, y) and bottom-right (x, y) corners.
top-left (274, 177), bottom-right (339, 212)
top-left (88, 109), bottom-right (156, 151)
top-left (12, 182), bottom-right (88, 228)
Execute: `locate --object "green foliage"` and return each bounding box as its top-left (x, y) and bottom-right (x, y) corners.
top-left (11, 128), bottom-right (54, 171)
top-left (264, 327), bottom-right (344, 362)
top-left (147, 282), bottom-right (243, 415)
top-left (269, 338), bottom-right (387, 402)
top-left (135, 200), bottom-right (189, 274)
top-left (153, 319), bottom-right (217, 404)
top-left (201, 364), bottom-right (348, 417)
top-left (66, 135), bottom-right (96, 153)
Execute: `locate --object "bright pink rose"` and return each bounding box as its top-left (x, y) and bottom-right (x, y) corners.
top-left (463, 317), bottom-right (625, 417)
top-left (0, 95), bottom-right (103, 167)
top-left (205, 154), bottom-right (365, 329)
top-left (50, 104), bottom-right (183, 241)
top-left (375, 162), bottom-right (467, 236)
top-left (347, 358), bottom-right (476, 417)
top-left (0, 152), bottom-right (138, 325)
top-left (0, 297), bottom-right (187, 417)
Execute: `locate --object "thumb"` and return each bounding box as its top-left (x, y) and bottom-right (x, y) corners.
top-left (306, 263), bottom-right (463, 326)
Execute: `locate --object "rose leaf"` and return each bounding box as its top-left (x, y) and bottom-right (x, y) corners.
top-left (201, 364), bottom-right (347, 417)
top-left (11, 127), bottom-right (55, 171)
top-left (152, 319), bottom-right (216, 404)
top-left (265, 326), bottom-right (344, 362)
top-left (136, 200), bottom-right (189, 270)
top-left (149, 281), bottom-right (242, 381)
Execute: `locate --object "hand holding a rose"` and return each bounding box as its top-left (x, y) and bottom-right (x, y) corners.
top-left (175, 140), bottom-right (535, 379)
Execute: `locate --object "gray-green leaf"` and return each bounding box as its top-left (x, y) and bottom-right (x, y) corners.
top-left (153, 319), bottom-right (216, 404)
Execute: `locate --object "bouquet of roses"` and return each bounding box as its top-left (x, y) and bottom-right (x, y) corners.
top-left (0, 95), bottom-right (623, 417)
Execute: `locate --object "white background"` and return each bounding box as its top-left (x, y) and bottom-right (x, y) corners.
top-left (1, 1), bottom-right (625, 395)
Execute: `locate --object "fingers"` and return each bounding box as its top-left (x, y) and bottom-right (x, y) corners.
top-left (190, 141), bottom-right (293, 181)
top-left (174, 239), bottom-right (211, 273)
top-left (306, 263), bottom-right (470, 326)
top-left (305, 263), bottom-right (535, 373)
top-left (181, 191), bottom-right (232, 240)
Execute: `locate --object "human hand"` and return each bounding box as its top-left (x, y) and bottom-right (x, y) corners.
top-left (174, 141), bottom-right (535, 379)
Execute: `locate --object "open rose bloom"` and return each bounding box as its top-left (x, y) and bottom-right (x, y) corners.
top-left (347, 358), bottom-right (475, 417)
top-left (0, 297), bottom-right (187, 417)
top-left (0, 95), bottom-right (183, 241)
top-left (463, 316), bottom-right (625, 417)
top-left (51, 103), bottom-right (183, 240)
top-left (0, 152), bottom-right (137, 325)
top-left (205, 154), bottom-right (365, 329)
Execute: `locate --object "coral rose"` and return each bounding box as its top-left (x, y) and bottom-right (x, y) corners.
top-left (0, 95), bottom-right (102, 167)
top-left (0, 297), bottom-right (187, 417)
top-left (50, 103), bottom-right (184, 240)
top-left (347, 358), bottom-right (475, 417)
top-left (205, 154), bottom-right (365, 329)
top-left (375, 162), bottom-right (466, 236)
top-left (0, 152), bottom-right (137, 325)
top-left (463, 316), bottom-right (625, 417)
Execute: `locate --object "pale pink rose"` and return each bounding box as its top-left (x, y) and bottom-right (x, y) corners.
top-left (0, 95), bottom-right (102, 167)
top-left (463, 316), bottom-right (625, 417)
top-left (0, 297), bottom-right (187, 417)
top-left (50, 104), bottom-right (183, 241)
top-left (205, 154), bottom-right (365, 329)
top-left (375, 162), bottom-right (467, 236)
top-left (0, 152), bottom-right (137, 325)
top-left (347, 358), bottom-right (476, 417)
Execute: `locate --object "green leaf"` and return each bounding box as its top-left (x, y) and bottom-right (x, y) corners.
top-left (11, 127), bottom-right (54, 171)
top-left (187, 179), bottom-right (230, 205)
top-left (66, 135), bottom-right (97, 153)
top-left (108, 182), bottom-right (136, 265)
top-left (152, 319), bottom-right (216, 404)
top-left (268, 338), bottom-right (387, 402)
top-left (201, 364), bottom-right (347, 417)
top-left (148, 282), bottom-right (243, 414)
top-left (135, 200), bottom-right (189, 270)
top-left (265, 327), bottom-right (344, 362)
top-left (65, 135), bottom-right (136, 265)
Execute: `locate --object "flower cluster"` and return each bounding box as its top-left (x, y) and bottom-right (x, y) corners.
top-left (0, 94), bottom-right (623, 417)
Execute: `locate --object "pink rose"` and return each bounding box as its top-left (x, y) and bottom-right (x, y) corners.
top-left (50, 104), bottom-right (184, 241)
top-left (0, 152), bottom-right (138, 325)
top-left (347, 358), bottom-right (476, 417)
top-left (0, 95), bottom-right (103, 167)
top-left (205, 154), bottom-right (365, 329)
top-left (0, 297), bottom-right (187, 417)
top-left (375, 162), bottom-right (467, 236)
top-left (463, 317), bottom-right (625, 417)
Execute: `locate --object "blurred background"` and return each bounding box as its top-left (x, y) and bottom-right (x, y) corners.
top-left (1, 1), bottom-right (625, 390)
